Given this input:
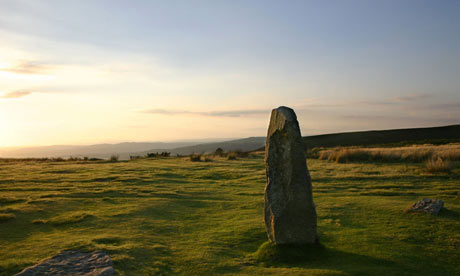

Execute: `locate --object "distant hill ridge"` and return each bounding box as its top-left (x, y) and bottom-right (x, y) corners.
top-left (0, 142), bottom-right (197, 159)
top-left (1, 124), bottom-right (459, 158)
top-left (148, 124), bottom-right (460, 155)
top-left (152, 137), bottom-right (266, 156)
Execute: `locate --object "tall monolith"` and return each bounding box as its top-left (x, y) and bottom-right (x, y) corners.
top-left (264, 106), bottom-right (317, 244)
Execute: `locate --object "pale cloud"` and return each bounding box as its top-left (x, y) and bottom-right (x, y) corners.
top-left (0, 90), bottom-right (32, 99)
top-left (420, 102), bottom-right (460, 110)
top-left (141, 108), bottom-right (269, 117)
top-left (0, 61), bottom-right (50, 75)
top-left (293, 94), bottom-right (436, 109)
top-left (392, 93), bottom-right (432, 102)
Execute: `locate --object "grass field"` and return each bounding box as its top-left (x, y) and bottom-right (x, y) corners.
top-left (1, 153), bottom-right (459, 275)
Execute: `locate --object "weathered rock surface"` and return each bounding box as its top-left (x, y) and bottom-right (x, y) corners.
top-left (408, 198), bottom-right (444, 215)
top-left (264, 106), bottom-right (317, 245)
top-left (15, 251), bottom-right (114, 276)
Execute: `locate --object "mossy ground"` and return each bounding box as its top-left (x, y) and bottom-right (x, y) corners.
top-left (0, 154), bottom-right (459, 275)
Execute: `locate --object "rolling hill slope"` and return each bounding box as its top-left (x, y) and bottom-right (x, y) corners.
top-left (302, 124), bottom-right (460, 149)
top-left (143, 137), bottom-right (266, 156)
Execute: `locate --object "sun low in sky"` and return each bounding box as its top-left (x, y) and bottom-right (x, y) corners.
top-left (1, 0), bottom-right (459, 147)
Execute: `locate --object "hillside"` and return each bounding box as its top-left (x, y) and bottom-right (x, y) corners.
top-left (147, 137), bottom-right (266, 156)
top-left (303, 124), bottom-right (460, 149)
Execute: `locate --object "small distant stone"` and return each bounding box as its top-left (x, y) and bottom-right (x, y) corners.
top-left (408, 198), bottom-right (444, 215)
top-left (15, 251), bottom-right (114, 276)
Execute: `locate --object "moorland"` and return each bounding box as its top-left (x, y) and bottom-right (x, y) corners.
top-left (1, 143), bottom-right (459, 275)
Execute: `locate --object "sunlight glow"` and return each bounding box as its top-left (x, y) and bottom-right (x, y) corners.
top-left (0, 1), bottom-right (458, 147)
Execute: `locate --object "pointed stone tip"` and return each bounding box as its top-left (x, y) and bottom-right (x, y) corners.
top-left (273, 106), bottom-right (297, 122)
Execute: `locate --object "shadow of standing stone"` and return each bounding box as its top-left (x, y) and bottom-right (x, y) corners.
top-left (15, 251), bottom-right (114, 276)
top-left (264, 106), bottom-right (317, 245)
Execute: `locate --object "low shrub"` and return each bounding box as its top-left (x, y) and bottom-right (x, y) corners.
top-left (130, 155), bottom-right (142, 160)
top-left (110, 155), bottom-right (119, 162)
top-left (214, 148), bottom-right (225, 157)
top-left (146, 152), bottom-right (170, 158)
top-left (68, 156), bottom-right (82, 161)
top-left (190, 154), bottom-right (202, 162)
top-left (89, 158), bottom-right (103, 161)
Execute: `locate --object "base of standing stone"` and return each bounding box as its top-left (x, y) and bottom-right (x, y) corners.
top-left (253, 240), bottom-right (323, 263)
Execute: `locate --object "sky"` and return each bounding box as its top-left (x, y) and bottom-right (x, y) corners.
top-left (0, 0), bottom-right (459, 147)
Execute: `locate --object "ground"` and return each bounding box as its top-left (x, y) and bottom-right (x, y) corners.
top-left (0, 154), bottom-right (459, 275)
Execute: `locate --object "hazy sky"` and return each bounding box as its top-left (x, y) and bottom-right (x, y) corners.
top-left (1, 0), bottom-right (459, 147)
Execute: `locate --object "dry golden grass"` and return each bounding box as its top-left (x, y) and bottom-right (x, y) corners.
top-left (425, 157), bottom-right (452, 174)
top-left (316, 143), bottom-right (460, 164)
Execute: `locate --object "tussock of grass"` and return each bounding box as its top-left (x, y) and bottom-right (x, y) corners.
top-left (0, 213), bottom-right (16, 223)
top-left (33, 212), bottom-right (94, 226)
top-left (226, 150), bottom-right (249, 160)
top-left (425, 157), bottom-right (452, 174)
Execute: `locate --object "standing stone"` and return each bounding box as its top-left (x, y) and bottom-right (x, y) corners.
top-left (264, 106), bottom-right (317, 245)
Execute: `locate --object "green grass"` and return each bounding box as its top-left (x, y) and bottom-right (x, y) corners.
top-left (0, 213), bottom-right (16, 223)
top-left (0, 154), bottom-right (459, 275)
